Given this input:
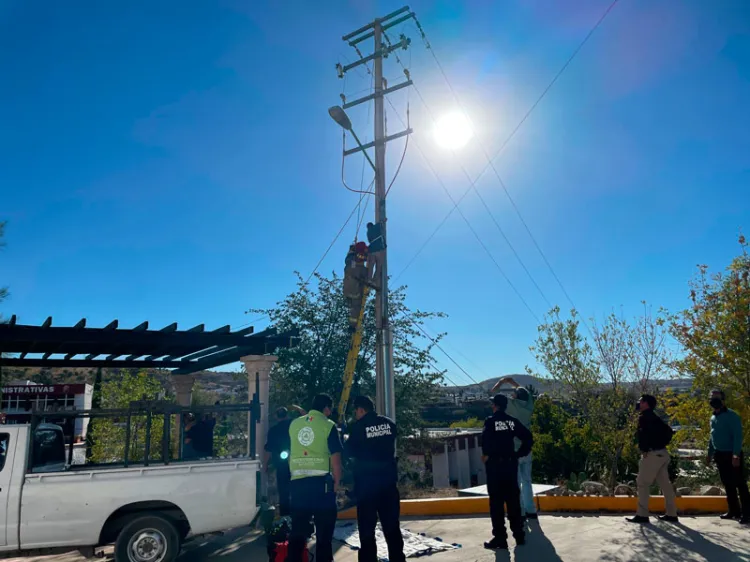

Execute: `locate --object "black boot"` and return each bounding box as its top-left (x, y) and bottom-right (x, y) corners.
top-left (625, 515), bottom-right (650, 524)
top-left (484, 537), bottom-right (508, 550)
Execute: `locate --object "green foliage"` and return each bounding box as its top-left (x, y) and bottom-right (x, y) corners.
top-left (449, 417), bottom-right (483, 429)
top-left (249, 272), bottom-right (445, 440)
top-left (528, 305), bottom-right (671, 489)
top-left (191, 381), bottom-right (248, 457)
top-left (567, 471), bottom-right (588, 493)
top-left (89, 371), bottom-right (167, 463)
top-left (529, 395), bottom-right (588, 483)
top-left (670, 235), bottom-right (750, 446)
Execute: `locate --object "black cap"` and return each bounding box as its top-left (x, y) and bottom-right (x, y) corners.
top-left (491, 394), bottom-right (508, 410)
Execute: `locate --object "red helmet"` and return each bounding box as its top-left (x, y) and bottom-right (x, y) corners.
top-left (355, 241), bottom-right (368, 254)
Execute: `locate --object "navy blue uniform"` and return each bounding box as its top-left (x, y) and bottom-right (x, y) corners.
top-left (482, 410), bottom-right (533, 542)
top-left (265, 418), bottom-right (293, 516)
top-left (346, 412), bottom-right (405, 562)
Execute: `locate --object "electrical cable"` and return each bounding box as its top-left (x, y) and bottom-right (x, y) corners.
top-left (385, 96), bottom-right (541, 324)
top-left (413, 320), bottom-right (483, 388)
top-left (411, 3), bottom-right (620, 328)
top-left (383, 38), bottom-right (553, 309)
top-left (395, 2), bottom-right (619, 297)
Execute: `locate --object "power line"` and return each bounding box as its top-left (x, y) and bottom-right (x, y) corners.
top-left (412, 2), bottom-right (620, 327)
top-left (414, 321), bottom-right (484, 388)
top-left (396, 1), bottom-right (619, 303)
top-left (383, 29), bottom-right (553, 309)
top-left (385, 96), bottom-right (541, 324)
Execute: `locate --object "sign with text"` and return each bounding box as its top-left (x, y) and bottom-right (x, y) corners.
top-left (2, 384), bottom-right (87, 396)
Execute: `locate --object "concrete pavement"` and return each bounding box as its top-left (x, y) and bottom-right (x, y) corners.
top-left (5, 515), bottom-right (749, 562)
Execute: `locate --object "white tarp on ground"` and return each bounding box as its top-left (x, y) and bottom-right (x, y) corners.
top-left (334, 522), bottom-right (459, 560)
top-left (458, 483), bottom-right (561, 496)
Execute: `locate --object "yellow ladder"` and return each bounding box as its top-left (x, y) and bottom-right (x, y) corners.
top-left (337, 286), bottom-right (370, 424)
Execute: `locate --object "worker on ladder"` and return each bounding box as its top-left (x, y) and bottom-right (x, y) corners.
top-left (344, 241), bottom-right (369, 333)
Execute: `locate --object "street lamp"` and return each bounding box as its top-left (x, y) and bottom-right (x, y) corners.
top-left (328, 106), bottom-right (352, 130)
top-left (328, 106), bottom-right (376, 172)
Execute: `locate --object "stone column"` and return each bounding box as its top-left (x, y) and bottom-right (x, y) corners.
top-left (171, 375), bottom-right (196, 459)
top-left (241, 354), bottom-right (278, 500)
top-left (172, 375), bottom-right (196, 407)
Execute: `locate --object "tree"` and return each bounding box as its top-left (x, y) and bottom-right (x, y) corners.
top-left (449, 417), bottom-right (483, 429)
top-left (672, 235), bottom-right (750, 399)
top-left (249, 272), bottom-right (445, 439)
top-left (529, 305), bottom-right (672, 490)
top-left (88, 371), bottom-right (168, 463)
top-left (671, 234), bottom-right (750, 443)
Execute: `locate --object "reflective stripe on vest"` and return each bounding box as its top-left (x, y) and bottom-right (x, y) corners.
top-left (288, 410), bottom-right (335, 481)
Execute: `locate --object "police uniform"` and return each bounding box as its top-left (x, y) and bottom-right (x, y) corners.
top-left (482, 407), bottom-right (533, 544)
top-left (345, 411), bottom-right (405, 562)
top-left (265, 417), bottom-right (293, 516)
top-left (287, 410), bottom-right (343, 562)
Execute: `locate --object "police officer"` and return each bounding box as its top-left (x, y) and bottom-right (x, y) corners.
top-left (264, 408), bottom-right (294, 516)
top-left (286, 395), bottom-right (343, 562)
top-left (481, 394), bottom-right (533, 550)
top-left (345, 396), bottom-right (405, 562)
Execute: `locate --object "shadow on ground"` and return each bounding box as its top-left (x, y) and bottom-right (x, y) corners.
top-left (597, 519), bottom-right (750, 562)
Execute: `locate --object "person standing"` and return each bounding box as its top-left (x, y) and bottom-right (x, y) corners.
top-left (707, 389), bottom-right (750, 524)
top-left (626, 394), bottom-right (678, 524)
top-left (482, 394), bottom-right (533, 550)
top-left (286, 395), bottom-right (343, 562)
top-left (345, 396), bottom-right (405, 562)
top-left (491, 376), bottom-right (537, 519)
top-left (264, 407), bottom-right (294, 517)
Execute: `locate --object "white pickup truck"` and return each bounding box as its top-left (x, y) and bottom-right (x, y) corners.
top-left (0, 423), bottom-right (261, 562)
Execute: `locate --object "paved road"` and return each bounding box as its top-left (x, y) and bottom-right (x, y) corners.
top-left (6, 515), bottom-right (749, 561)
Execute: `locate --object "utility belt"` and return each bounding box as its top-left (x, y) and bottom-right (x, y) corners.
top-left (486, 454), bottom-right (518, 463)
top-left (353, 460), bottom-right (397, 485)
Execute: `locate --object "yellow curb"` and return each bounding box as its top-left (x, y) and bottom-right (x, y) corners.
top-left (337, 495), bottom-right (728, 520)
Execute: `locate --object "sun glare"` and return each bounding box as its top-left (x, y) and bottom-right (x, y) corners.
top-left (433, 111), bottom-right (473, 150)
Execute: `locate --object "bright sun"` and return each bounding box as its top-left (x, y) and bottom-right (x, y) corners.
top-left (433, 111), bottom-right (473, 150)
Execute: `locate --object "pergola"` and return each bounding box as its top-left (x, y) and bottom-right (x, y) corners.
top-left (0, 315), bottom-right (295, 492)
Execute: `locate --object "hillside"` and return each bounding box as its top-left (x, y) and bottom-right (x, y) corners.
top-left (444, 374), bottom-right (560, 395)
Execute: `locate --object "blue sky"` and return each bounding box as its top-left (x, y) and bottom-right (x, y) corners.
top-left (1, 0), bottom-right (749, 386)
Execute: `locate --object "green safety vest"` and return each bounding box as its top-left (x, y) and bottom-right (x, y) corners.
top-left (288, 410), bottom-right (335, 481)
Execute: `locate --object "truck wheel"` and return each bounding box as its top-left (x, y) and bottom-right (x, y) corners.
top-left (114, 514), bottom-right (181, 562)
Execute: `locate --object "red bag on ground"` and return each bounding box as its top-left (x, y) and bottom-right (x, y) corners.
top-left (272, 541), bottom-right (309, 562)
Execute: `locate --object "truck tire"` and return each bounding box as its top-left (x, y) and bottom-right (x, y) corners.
top-left (114, 514), bottom-right (181, 562)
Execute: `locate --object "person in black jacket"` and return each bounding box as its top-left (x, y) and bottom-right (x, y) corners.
top-left (345, 396), bottom-right (405, 562)
top-left (481, 394), bottom-right (533, 550)
top-left (626, 394), bottom-right (678, 524)
top-left (264, 408), bottom-right (294, 516)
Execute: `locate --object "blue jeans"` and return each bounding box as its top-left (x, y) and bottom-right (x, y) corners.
top-left (517, 453), bottom-right (536, 515)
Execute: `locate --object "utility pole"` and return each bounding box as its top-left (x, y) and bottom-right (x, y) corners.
top-left (333, 7), bottom-right (414, 421)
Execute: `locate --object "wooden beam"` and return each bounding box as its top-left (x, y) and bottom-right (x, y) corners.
top-left (41, 317), bottom-right (52, 328)
top-left (0, 358), bottom-right (195, 369)
top-left (73, 318), bottom-right (86, 329)
top-left (103, 320), bottom-right (118, 330)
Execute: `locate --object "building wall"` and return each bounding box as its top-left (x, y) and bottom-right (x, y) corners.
top-left (431, 432), bottom-right (484, 489)
top-left (433, 442), bottom-right (450, 488)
